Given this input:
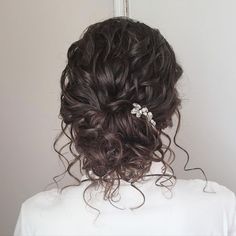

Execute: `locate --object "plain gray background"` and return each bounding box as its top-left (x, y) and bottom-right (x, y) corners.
top-left (1, 0), bottom-right (235, 235)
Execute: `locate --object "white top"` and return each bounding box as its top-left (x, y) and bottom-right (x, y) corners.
top-left (14, 161), bottom-right (236, 236)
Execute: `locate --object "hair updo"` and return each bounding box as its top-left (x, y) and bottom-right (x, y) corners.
top-left (50, 16), bottom-right (209, 216)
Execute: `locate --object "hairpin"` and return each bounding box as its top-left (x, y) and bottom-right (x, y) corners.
top-left (131, 102), bottom-right (156, 127)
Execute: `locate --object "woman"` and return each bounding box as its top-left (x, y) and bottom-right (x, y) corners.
top-left (14, 17), bottom-right (236, 236)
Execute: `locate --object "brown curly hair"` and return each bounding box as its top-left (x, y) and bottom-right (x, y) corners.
top-left (48, 16), bottom-right (210, 219)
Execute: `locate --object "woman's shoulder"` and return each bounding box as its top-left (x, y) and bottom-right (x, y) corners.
top-left (21, 188), bottom-right (61, 212)
top-left (21, 183), bottom-right (91, 212)
top-left (172, 178), bottom-right (236, 210)
top-left (175, 178), bottom-right (235, 196)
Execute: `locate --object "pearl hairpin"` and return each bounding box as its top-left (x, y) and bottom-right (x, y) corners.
top-left (131, 103), bottom-right (156, 127)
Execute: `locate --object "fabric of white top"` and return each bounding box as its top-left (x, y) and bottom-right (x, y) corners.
top-left (14, 161), bottom-right (236, 236)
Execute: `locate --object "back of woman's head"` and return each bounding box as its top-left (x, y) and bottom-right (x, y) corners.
top-left (54, 16), bottom-right (184, 206)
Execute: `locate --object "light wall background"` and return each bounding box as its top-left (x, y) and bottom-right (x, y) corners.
top-left (129, 0), bottom-right (236, 193)
top-left (0, 1), bottom-right (113, 235)
top-left (1, 0), bottom-right (235, 235)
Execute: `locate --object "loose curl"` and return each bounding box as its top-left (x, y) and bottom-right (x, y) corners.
top-left (46, 17), bottom-right (212, 221)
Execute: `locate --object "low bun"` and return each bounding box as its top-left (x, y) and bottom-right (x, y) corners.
top-left (73, 100), bottom-right (158, 182)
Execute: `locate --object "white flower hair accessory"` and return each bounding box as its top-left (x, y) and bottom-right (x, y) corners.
top-left (131, 102), bottom-right (156, 128)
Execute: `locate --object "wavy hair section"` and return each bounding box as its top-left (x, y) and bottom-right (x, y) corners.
top-left (45, 17), bottom-right (214, 221)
